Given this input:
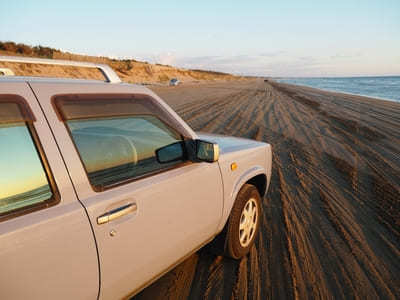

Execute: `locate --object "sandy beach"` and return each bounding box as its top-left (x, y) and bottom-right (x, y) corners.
top-left (133, 79), bottom-right (399, 299)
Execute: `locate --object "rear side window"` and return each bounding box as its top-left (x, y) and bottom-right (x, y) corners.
top-left (54, 94), bottom-right (187, 191)
top-left (0, 96), bottom-right (55, 219)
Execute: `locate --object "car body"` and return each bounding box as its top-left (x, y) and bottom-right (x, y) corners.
top-left (0, 56), bottom-right (272, 299)
top-left (169, 78), bottom-right (180, 86)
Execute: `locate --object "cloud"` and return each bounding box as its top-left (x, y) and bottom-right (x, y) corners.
top-left (157, 52), bottom-right (176, 65)
top-left (298, 56), bottom-right (317, 62)
top-left (132, 50), bottom-right (393, 77)
top-left (330, 51), bottom-right (364, 60)
top-left (174, 52), bottom-right (326, 76)
top-left (177, 54), bottom-right (277, 71)
top-left (134, 52), bottom-right (177, 66)
top-left (181, 55), bottom-right (256, 66)
top-left (258, 51), bottom-right (286, 57)
top-left (129, 51), bottom-right (327, 76)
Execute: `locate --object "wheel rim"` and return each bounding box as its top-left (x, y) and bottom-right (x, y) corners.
top-left (239, 197), bottom-right (258, 247)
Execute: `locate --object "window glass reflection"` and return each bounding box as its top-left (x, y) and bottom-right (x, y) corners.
top-left (0, 124), bottom-right (52, 214)
top-left (67, 115), bottom-right (184, 189)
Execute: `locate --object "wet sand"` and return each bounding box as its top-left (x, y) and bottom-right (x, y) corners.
top-left (134, 79), bottom-right (399, 299)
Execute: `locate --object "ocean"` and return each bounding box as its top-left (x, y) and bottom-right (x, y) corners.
top-left (275, 76), bottom-right (400, 103)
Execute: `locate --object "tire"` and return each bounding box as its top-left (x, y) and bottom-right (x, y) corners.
top-left (223, 184), bottom-right (262, 259)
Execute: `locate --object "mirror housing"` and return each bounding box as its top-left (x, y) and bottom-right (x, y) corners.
top-left (155, 142), bottom-right (185, 164)
top-left (195, 140), bottom-right (219, 162)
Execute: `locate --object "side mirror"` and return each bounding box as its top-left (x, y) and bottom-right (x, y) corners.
top-left (196, 140), bottom-right (219, 162)
top-left (155, 142), bottom-right (184, 163)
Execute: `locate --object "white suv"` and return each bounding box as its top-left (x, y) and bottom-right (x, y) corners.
top-left (0, 56), bottom-right (272, 299)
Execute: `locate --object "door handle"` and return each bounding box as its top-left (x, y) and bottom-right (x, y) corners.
top-left (97, 203), bottom-right (137, 225)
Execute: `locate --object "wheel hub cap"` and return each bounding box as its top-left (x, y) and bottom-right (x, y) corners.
top-left (239, 198), bottom-right (258, 247)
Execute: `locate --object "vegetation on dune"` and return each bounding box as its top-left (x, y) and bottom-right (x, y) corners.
top-left (0, 41), bottom-right (241, 83)
top-left (0, 41), bottom-right (57, 58)
top-left (190, 69), bottom-right (230, 76)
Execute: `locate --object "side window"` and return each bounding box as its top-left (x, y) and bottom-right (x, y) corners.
top-left (0, 98), bottom-right (54, 218)
top-left (54, 95), bottom-right (187, 191)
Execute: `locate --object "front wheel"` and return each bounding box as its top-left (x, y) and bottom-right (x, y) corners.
top-left (224, 184), bottom-right (261, 259)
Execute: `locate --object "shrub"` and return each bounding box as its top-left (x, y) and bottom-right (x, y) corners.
top-left (1, 41), bottom-right (18, 52)
top-left (32, 45), bottom-right (55, 58)
top-left (16, 43), bottom-right (33, 55)
top-left (123, 59), bottom-right (133, 71)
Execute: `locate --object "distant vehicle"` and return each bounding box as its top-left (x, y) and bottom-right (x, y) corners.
top-left (0, 56), bottom-right (272, 299)
top-left (264, 78), bottom-right (269, 82)
top-left (0, 68), bottom-right (14, 76)
top-left (169, 78), bottom-right (180, 86)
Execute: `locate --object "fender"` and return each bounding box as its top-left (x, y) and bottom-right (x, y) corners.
top-left (217, 165), bottom-right (266, 232)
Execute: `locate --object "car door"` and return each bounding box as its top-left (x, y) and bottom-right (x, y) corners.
top-left (0, 82), bottom-right (99, 300)
top-left (30, 83), bottom-right (224, 299)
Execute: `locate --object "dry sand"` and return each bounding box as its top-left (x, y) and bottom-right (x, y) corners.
top-left (133, 79), bottom-right (399, 299)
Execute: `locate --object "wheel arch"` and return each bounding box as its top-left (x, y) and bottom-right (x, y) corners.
top-left (246, 174), bottom-right (267, 198)
top-left (217, 166), bottom-right (267, 232)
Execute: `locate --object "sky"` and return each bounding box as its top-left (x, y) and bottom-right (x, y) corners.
top-left (1, 0), bottom-right (399, 77)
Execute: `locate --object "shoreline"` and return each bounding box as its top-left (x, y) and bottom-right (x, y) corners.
top-left (268, 80), bottom-right (400, 109)
top-left (273, 77), bottom-right (400, 103)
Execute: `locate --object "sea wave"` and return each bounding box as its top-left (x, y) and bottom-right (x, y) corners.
top-left (275, 76), bottom-right (400, 103)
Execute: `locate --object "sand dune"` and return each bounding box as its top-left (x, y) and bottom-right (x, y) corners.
top-left (133, 79), bottom-right (399, 299)
top-left (0, 49), bottom-right (241, 84)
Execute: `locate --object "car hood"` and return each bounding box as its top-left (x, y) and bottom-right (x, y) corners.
top-left (196, 132), bottom-right (266, 155)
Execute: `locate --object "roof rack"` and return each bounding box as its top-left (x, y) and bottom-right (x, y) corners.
top-left (0, 56), bottom-right (122, 83)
